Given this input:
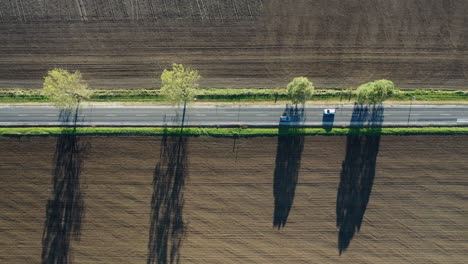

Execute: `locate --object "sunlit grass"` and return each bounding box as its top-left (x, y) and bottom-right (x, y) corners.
top-left (1, 88), bottom-right (467, 103)
top-left (1, 126), bottom-right (468, 137)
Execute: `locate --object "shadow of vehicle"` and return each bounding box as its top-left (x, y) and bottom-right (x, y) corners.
top-left (336, 104), bottom-right (384, 255)
top-left (273, 104), bottom-right (305, 228)
top-left (148, 113), bottom-right (188, 264)
top-left (41, 108), bottom-right (88, 264)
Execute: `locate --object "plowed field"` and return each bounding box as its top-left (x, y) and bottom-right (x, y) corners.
top-left (1, 135), bottom-right (467, 263)
top-left (0, 0), bottom-right (466, 89)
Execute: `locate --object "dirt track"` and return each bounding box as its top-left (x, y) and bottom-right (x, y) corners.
top-left (1, 135), bottom-right (467, 263)
top-left (0, 0), bottom-right (466, 89)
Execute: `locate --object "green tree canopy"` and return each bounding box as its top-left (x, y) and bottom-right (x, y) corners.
top-left (42, 68), bottom-right (91, 108)
top-left (160, 63), bottom-right (201, 105)
top-left (356, 79), bottom-right (396, 104)
top-left (286, 77), bottom-right (314, 105)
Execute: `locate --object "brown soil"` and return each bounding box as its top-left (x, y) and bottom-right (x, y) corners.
top-left (1, 135), bottom-right (467, 263)
top-left (0, 0), bottom-right (466, 89)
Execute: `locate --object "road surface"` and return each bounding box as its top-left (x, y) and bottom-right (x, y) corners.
top-left (0, 104), bottom-right (467, 127)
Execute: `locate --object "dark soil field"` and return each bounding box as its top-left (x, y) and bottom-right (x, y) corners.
top-left (0, 0), bottom-right (466, 89)
top-left (1, 135), bottom-right (467, 263)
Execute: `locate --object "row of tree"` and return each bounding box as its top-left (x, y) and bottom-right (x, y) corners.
top-left (43, 64), bottom-right (396, 109)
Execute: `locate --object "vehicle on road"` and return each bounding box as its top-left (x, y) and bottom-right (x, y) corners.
top-left (322, 108), bottom-right (336, 131)
top-left (279, 116), bottom-right (291, 123)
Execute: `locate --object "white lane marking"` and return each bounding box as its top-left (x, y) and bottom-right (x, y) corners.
top-left (17, 114), bottom-right (29, 116)
top-left (440, 114), bottom-right (452, 116)
top-left (46, 114), bottom-right (56, 117)
top-left (412, 114), bottom-right (420, 116)
top-left (106, 114), bottom-right (116, 117)
top-left (225, 114), bottom-right (236, 117)
top-left (457, 119), bottom-right (468, 123)
top-left (255, 114), bottom-right (269, 116)
top-left (195, 114), bottom-right (207, 117)
top-left (135, 114), bottom-right (148, 117)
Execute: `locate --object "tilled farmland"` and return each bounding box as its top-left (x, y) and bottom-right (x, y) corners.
top-left (0, 0), bottom-right (466, 89)
top-left (1, 135), bottom-right (467, 263)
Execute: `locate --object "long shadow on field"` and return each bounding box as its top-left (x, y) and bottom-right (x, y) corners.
top-left (336, 104), bottom-right (384, 255)
top-left (41, 108), bottom-right (87, 264)
top-left (273, 105), bottom-right (305, 228)
top-left (148, 113), bottom-right (188, 264)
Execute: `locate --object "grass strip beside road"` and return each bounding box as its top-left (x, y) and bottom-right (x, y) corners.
top-left (1, 127), bottom-right (468, 137)
top-left (1, 88), bottom-right (467, 103)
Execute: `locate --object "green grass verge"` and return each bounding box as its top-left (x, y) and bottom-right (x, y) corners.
top-left (1, 126), bottom-right (468, 137)
top-left (1, 88), bottom-right (467, 103)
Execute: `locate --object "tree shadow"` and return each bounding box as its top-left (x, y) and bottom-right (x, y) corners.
top-left (273, 104), bottom-right (305, 229)
top-left (336, 103), bottom-right (384, 255)
top-left (147, 114), bottom-right (188, 264)
top-left (41, 107), bottom-right (87, 264)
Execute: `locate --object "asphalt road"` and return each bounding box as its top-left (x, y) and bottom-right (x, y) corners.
top-left (0, 105), bottom-right (467, 127)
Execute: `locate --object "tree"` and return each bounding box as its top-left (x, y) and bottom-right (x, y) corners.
top-left (356, 79), bottom-right (396, 104)
top-left (160, 63), bottom-right (201, 127)
top-left (286, 77), bottom-right (314, 105)
top-left (43, 68), bottom-right (91, 109)
top-left (160, 63), bottom-right (201, 105)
